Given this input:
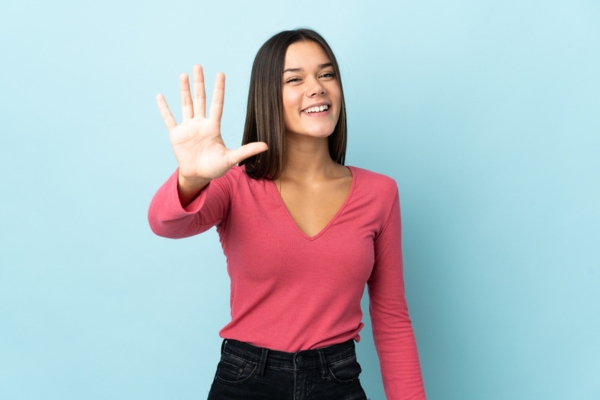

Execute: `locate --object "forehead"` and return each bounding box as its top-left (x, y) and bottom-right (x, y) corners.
top-left (283, 41), bottom-right (331, 69)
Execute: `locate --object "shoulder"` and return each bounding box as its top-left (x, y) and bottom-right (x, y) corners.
top-left (347, 166), bottom-right (400, 230)
top-left (218, 164), bottom-right (273, 197)
top-left (204, 165), bottom-right (247, 198)
top-left (349, 166), bottom-right (399, 198)
top-left (215, 164), bottom-right (245, 184)
top-left (229, 164), bottom-right (245, 177)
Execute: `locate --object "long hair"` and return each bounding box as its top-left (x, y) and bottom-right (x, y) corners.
top-left (239, 28), bottom-right (347, 180)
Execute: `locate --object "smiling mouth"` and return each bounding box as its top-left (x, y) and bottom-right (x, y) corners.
top-left (303, 104), bottom-right (329, 114)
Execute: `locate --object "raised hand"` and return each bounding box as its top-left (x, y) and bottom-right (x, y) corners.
top-left (156, 65), bottom-right (267, 203)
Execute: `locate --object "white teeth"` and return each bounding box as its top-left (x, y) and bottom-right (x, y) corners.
top-left (305, 105), bottom-right (329, 113)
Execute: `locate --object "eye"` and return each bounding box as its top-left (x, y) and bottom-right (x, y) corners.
top-left (285, 77), bottom-right (302, 84)
top-left (320, 71), bottom-right (336, 79)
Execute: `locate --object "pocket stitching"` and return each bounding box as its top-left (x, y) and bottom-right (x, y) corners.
top-left (328, 356), bottom-right (361, 384)
top-left (329, 355), bottom-right (357, 367)
top-left (215, 359), bottom-right (258, 385)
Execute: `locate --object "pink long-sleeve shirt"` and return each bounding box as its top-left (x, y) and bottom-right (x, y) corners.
top-left (148, 165), bottom-right (425, 399)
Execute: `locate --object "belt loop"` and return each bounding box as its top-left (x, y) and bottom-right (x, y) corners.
top-left (257, 348), bottom-right (269, 376)
top-left (221, 339), bottom-right (227, 355)
top-left (317, 348), bottom-right (328, 379)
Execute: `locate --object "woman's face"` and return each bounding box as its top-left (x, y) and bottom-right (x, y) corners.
top-left (281, 41), bottom-right (341, 140)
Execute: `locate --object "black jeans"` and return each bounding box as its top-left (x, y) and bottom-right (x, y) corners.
top-left (207, 339), bottom-right (368, 400)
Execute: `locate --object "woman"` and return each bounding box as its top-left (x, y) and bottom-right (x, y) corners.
top-left (149, 29), bottom-right (426, 400)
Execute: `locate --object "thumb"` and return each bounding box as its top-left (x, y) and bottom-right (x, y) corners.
top-left (227, 142), bottom-right (269, 166)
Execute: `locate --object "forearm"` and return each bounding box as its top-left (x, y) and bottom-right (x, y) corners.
top-left (148, 170), bottom-right (219, 238)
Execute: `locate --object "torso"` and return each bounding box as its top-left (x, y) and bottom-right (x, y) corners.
top-left (274, 165), bottom-right (353, 238)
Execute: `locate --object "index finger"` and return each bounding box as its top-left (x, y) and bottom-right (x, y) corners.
top-left (208, 72), bottom-right (225, 122)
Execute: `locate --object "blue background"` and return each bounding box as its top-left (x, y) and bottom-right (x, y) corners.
top-left (1, 1), bottom-right (599, 399)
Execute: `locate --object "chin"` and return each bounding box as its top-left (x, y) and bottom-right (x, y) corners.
top-left (307, 124), bottom-right (337, 138)
top-left (287, 125), bottom-right (336, 139)
top-left (306, 130), bottom-right (335, 139)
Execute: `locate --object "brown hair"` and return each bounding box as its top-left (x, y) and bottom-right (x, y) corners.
top-left (239, 28), bottom-right (347, 180)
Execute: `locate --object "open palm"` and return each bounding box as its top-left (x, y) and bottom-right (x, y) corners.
top-left (156, 65), bottom-right (267, 183)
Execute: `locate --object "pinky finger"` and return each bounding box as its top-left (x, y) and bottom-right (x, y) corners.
top-left (156, 94), bottom-right (177, 132)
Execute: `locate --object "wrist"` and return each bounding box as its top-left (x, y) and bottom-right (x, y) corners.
top-left (177, 172), bottom-right (211, 208)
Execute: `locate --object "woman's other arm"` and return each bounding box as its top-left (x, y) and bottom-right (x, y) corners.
top-left (368, 188), bottom-right (426, 400)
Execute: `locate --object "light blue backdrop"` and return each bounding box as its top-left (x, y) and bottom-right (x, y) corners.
top-left (1, 0), bottom-right (599, 399)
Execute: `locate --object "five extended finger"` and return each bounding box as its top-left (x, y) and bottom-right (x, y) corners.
top-left (179, 73), bottom-right (194, 121)
top-left (156, 94), bottom-right (177, 132)
top-left (193, 64), bottom-right (206, 118)
top-left (209, 72), bottom-right (225, 122)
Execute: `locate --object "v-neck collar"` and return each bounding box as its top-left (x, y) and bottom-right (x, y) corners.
top-left (270, 166), bottom-right (357, 241)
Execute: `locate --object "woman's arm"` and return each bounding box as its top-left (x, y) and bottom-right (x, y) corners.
top-left (148, 65), bottom-right (267, 237)
top-left (148, 166), bottom-right (242, 239)
top-left (368, 188), bottom-right (426, 400)
top-left (155, 64), bottom-right (267, 207)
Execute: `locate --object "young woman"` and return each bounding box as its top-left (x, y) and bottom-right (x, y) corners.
top-left (148, 29), bottom-right (426, 400)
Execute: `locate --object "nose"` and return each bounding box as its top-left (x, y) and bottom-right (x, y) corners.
top-left (307, 78), bottom-right (326, 97)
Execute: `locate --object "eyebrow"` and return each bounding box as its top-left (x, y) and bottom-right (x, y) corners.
top-left (283, 62), bottom-right (333, 74)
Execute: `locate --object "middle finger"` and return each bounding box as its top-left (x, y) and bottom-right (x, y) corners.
top-left (193, 65), bottom-right (206, 118)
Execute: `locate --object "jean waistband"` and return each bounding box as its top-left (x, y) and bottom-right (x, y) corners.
top-left (221, 339), bottom-right (357, 373)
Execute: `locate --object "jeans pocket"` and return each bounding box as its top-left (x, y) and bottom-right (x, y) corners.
top-left (328, 355), bottom-right (362, 384)
top-left (215, 352), bottom-right (258, 384)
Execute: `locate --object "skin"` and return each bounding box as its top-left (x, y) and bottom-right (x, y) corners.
top-left (156, 65), bottom-right (268, 206)
top-left (156, 41), bottom-right (352, 237)
top-left (276, 41), bottom-right (352, 237)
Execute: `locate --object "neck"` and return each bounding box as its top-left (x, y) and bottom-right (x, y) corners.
top-left (280, 134), bottom-right (337, 182)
